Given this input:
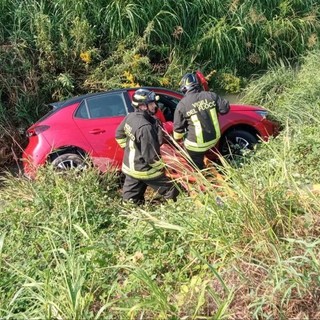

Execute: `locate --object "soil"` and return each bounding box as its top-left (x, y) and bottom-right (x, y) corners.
top-left (0, 161), bottom-right (23, 186)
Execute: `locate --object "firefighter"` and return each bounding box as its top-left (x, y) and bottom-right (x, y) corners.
top-left (115, 88), bottom-right (179, 204)
top-left (173, 72), bottom-right (230, 170)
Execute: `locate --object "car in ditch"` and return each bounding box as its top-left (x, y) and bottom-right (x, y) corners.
top-left (22, 86), bottom-right (279, 178)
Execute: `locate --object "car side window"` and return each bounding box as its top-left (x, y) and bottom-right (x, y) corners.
top-left (157, 94), bottom-right (180, 122)
top-left (75, 93), bottom-right (127, 119)
top-left (75, 101), bottom-right (89, 118)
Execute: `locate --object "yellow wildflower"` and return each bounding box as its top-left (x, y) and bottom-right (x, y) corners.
top-left (123, 70), bottom-right (140, 87)
top-left (160, 77), bottom-right (170, 86)
top-left (308, 33), bottom-right (318, 48)
top-left (132, 54), bottom-right (141, 68)
top-left (80, 51), bottom-right (91, 64)
top-left (132, 251), bottom-right (144, 264)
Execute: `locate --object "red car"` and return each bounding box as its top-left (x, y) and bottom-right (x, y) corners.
top-left (22, 86), bottom-right (279, 178)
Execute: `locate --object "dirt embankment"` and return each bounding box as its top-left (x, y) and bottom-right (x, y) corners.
top-left (0, 127), bottom-right (26, 175)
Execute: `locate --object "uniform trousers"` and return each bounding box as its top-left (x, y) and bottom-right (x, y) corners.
top-left (187, 150), bottom-right (206, 170)
top-left (122, 173), bottom-right (179, 204)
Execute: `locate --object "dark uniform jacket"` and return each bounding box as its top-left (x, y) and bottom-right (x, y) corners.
top-left (115, 110), bottom-right (165, 180)
top-left (173, 90), bottom-right (230, 152)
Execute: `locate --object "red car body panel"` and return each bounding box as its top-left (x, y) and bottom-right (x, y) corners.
top-left (218, 104), bottom-right (277, 139)
top-left (22, 87), bottom-right (279, 178)
top-left (23, 132), bottom-right (52, 170)
top-left (73, 115), bottom-right (124, 164)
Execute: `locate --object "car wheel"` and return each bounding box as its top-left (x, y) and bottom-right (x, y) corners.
top-left (51, 153), bottom-right (88, 171)
top-left (220, 130), bottom-right (258, 161)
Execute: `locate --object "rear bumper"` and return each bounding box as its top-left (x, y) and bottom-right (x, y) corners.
top-left (22, 136), bottom-right (52, 178)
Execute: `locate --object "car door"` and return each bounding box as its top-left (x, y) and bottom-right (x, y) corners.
top-left (73, 92), bottom-right (129, 169)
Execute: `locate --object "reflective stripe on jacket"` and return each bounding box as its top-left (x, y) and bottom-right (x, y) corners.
top-left (115, 111), bottom-right (165, 180)
top-left (173, 91), bottom-right (230, 152)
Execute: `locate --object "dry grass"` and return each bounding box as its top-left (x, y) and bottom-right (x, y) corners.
top-left (0, 127), bottom-right (25, 168)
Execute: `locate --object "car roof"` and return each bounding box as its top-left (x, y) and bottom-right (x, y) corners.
top-left (49, 87), bottom-right (182, 109)
top-left (49, 88), bottom-right (126, 109)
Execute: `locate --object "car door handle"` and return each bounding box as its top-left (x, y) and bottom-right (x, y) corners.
top-left (89, 129), bottom-right (106, 134)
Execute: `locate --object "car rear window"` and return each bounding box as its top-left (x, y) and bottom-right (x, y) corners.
top-left (75, 93), bottom-right (127, 119)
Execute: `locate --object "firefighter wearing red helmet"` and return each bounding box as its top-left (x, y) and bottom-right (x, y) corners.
top-left (173, 72), bottom-right (230, 169)
top-left (116, 88), bottom-right (179, 204)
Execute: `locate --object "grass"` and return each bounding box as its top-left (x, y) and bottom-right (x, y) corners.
top-left (1, 1), bottom-right (319, 171)
top-left (0, 164), bottom-right (319, 319)
top-left (1, 116), bottom-right (320, 318)
top-left (1, 3), bottom-right (320, 318)
top-left (1, 0), bottom-right (320, 133)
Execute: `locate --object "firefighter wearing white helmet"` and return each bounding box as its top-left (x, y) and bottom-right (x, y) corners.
top-left (116, 88), bottom-right (178, 204)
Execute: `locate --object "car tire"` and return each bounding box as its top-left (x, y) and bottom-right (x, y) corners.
top-left (220, 130), bottom-right (258, 160)
top-left (51, 153), bottom-right (87, 171)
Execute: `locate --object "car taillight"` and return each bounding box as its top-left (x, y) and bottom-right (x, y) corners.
top-left (26, 125), bottom-right (50, 137)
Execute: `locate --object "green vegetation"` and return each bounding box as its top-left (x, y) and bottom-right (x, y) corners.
top-left (1, 49), bottom-right (320, 319)
top-left (1, 1), bottom-right (320, 317)
top-left (1, 0), bottom-right (319, 164)
top-left (0, 0), bottom-right (319, 128)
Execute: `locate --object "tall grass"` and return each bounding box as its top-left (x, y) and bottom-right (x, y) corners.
top-left (1, 0), bottom-right (319, 135)
top-left (1, 148), bottom-right (320, 318)
top-left (2, 94), bottom-right (320, 318)
top-left (242, 50), bottom-right (320, 126)
top-left (1, 8), bottom-right (320, 318)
